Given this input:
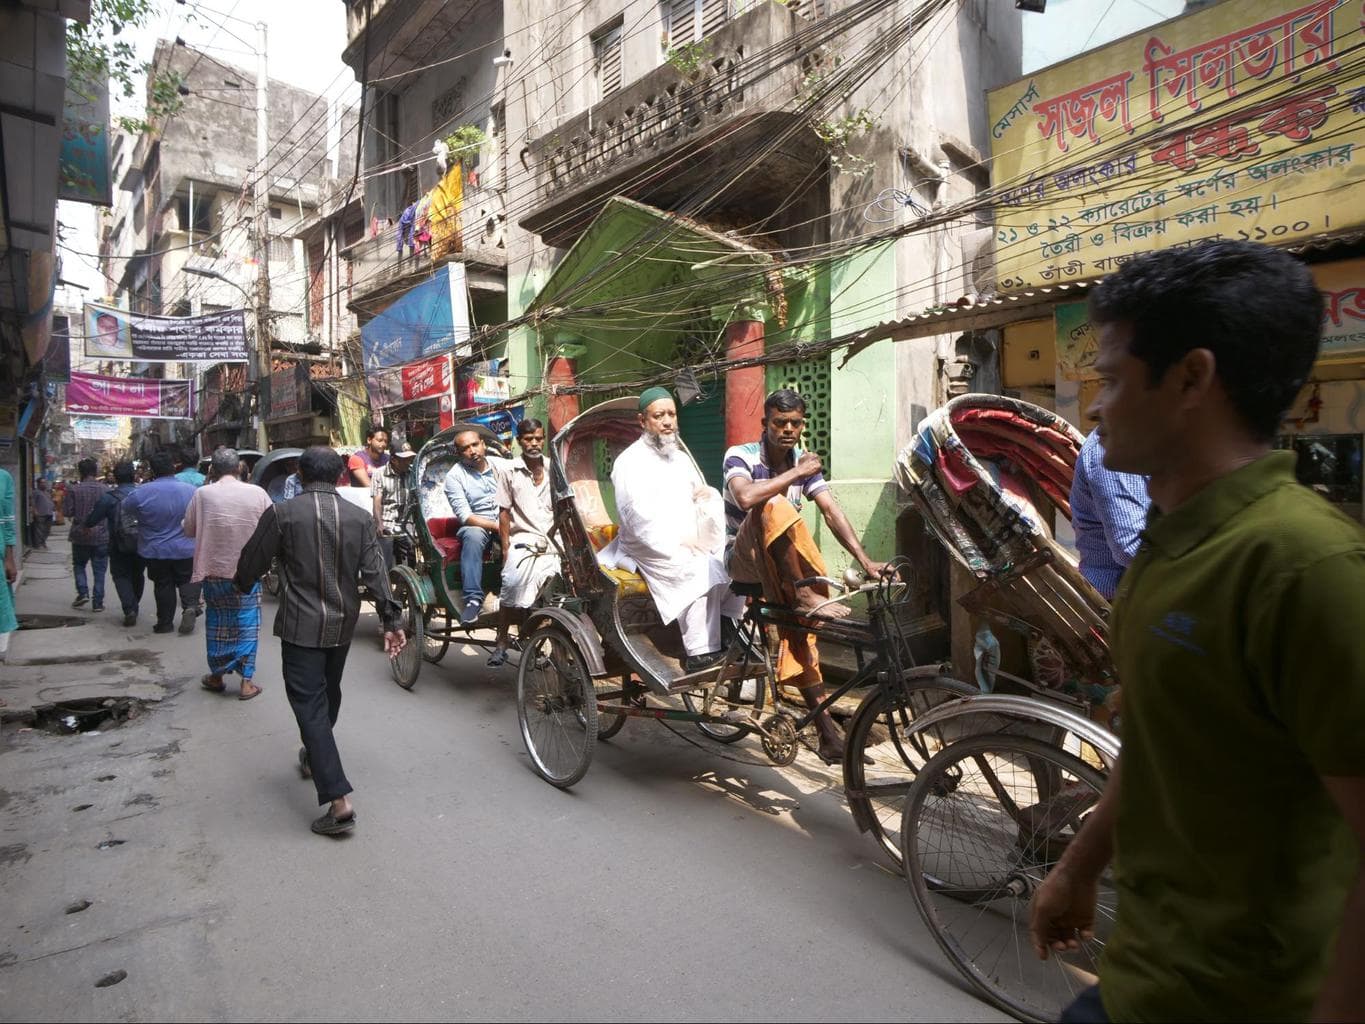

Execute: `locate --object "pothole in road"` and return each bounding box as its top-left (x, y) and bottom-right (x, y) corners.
top-left (95, 839), bottom-right (125, 850)
top-left (30, 698), bottom-right (144, 735)
top-left (16, 614), bottom-right (87, 630)
top-left (94, 970), bottom-right (127, 988)
top-left (66, 899), bottom-right (92, 915)
top-left (71, 804), bottom-right (93, 812)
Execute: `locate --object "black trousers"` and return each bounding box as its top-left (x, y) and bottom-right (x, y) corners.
top-left (144, 557), bottom-right (195, 627)
top-left (281, 641), bottom-right (353, 805)
top-left (108, 550), bottom-right (146, 615)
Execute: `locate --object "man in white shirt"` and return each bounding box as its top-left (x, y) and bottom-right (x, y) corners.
top-left (597, 388), bottom-right (737, 674)
top-left (489, 419), bottom-right (558, 666)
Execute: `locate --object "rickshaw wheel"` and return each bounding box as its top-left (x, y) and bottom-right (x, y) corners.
top-left (389, 575), bottom-right (425, 690)
top-left (843, 676), bottom-right (980, 868)
top-left (517, 625), bottom-right (597, 787)
top-left (593, 675), bottom-right (630, 741)
top-left (422, 608), bottom-right (449, 663)
top-left (681, 675), bottom-right (765, 744)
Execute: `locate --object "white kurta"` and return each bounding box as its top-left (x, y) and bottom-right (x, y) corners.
top-left (598, 436), bottom-right (729, 626)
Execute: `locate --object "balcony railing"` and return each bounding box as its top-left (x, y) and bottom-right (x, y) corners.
top-left (342, 181), bottom-right (506, 308)
top-left (522, 2), bottom-right (816, 246)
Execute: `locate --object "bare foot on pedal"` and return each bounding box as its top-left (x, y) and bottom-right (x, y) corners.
top-left (794, 592), bottom-right (850, 619)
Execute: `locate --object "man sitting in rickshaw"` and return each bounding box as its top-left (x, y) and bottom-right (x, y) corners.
top-left (442, 428), bottom-right (510, 625)
top-left (597, 387), bottom-right (739, 674)
top-left (724, 388), bottom-right (886, 763)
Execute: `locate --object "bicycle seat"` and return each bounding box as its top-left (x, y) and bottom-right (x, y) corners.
top-left (729, 581), bottom-right (763, 599)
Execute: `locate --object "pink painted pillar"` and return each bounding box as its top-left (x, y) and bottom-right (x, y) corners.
top-left (724, 320), bottom-right (765, 447)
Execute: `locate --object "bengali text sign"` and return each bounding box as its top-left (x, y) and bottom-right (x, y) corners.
top-left (989, 0), bottom-right (1365, 290)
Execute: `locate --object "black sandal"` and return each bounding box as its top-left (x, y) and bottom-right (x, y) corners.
top-left (310, 810), bottom-right (356, 836)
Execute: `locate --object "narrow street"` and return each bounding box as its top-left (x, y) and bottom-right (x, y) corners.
top-left (0, 527), bottom-right (1000, 1022)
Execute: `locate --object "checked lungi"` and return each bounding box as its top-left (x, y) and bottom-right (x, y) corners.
top-left (202, 577), bottom-right (262, 680)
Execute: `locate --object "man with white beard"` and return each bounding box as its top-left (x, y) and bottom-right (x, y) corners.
top-left (598, 387), bottom-right (738, 673)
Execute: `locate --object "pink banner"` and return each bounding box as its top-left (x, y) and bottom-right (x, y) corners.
top-left (65, 371), bottom-right (194, 419)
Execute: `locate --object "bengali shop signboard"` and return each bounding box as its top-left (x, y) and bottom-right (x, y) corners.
top-left (366, 353), bottom-right (452, 410)
top-left (988, 0), bottom-right (1365, 291)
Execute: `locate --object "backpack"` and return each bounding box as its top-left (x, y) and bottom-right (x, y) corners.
top-left (112, 493), bottom-right (139, 554)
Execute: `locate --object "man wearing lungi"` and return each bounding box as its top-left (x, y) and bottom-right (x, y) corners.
top-left (488, 419), bottom-right (558, 667)
top-left (723, 388), bottom-right (886, 763)
top-left (184, 447), bottom-right (273, 700)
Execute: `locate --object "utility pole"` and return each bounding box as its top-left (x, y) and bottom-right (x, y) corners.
top-left (250, 19), bottom-right (271, 451)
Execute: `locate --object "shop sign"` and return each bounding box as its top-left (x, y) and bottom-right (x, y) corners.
top-left (1057, 258), bottom-right (1365, 378)
top-left (58, 72), bottom-right (112, 206)
top-left (401, 353), bottom-right (452, 403)
top-left (989, 0), bottom-right (1365, 291)
top-left (72, 416), bottom-right (120, 441)
top-left (268, 364), bottom-right (311, 420)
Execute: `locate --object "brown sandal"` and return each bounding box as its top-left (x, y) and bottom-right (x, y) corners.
top-left (238, 682), bottom-right (263, 701)
top-left (201, 675), bottom-right (226, 694)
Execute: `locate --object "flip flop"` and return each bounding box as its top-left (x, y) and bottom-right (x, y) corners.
top-left (201, 675), bottom-right (227, 694)
top-left (486, 649), bottom-right (509, 667)
top-left (238, 684), bottom-right (263, 701)
top-left (310, 810), bottom-right (356, 836)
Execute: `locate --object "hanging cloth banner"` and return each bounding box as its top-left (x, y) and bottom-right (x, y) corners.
top-left (366, 352), bottom-right (452, 410)
top-left (83, 301), bottom-right (249, 362)
top-left (66, 372), bottom-right (194, 419)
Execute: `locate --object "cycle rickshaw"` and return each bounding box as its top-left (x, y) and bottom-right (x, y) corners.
top-left (513, 397), bottom-right (975, 797)
top-left (385, 421), bottom-right (514, 689)
top-left (889, 393), bottom-right (1123, 1023)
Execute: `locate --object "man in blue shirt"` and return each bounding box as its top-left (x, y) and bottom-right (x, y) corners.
top-left (441, 429), bottom-right (508, 625)
top-left (123, 450), bottom-right (199, 635)
top-left (1069, 427), bottom-right (1150, 600)
top-left (85, 461), bottom-right (144, 627)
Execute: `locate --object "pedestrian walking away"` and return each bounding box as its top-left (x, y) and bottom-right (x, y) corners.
top-left (63, 457), bottom-right (109, 611)
top-left (184, 447), bottom-right (273, 700)
top-left (234, 446), bottom-right (405, 837)
top-left (29, 479), bottom-right (54, 550)
top-left (122, 451), bottom-right (198, 635)
top-left (0, 466), bottom-right (18, 664)
top-left (1029, 241), bottom-right (1365, 1023)
top-left (85, 461), bottom-right (145, 626)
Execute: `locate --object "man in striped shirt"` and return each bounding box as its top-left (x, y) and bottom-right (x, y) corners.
top-left (723, 388), bottom-right (886, 764)
top-left (1069, 427), bottom-right (1150, 601)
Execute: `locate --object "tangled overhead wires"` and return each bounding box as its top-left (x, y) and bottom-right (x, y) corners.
top-left (862, 187), bottom-right (934, 224)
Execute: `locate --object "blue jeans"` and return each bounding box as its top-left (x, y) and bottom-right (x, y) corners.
top-left (1060, 985), bottom-right (1109, 1023)
top-left (72, 544), bottom-right (108, 605)
top-left (457, 525), bottom-right (494, 605)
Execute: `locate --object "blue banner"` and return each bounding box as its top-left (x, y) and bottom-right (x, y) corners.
top-left (360, 263), bottom-right (470, 372)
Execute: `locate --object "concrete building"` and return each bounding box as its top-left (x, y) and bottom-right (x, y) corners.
top-left (99, 41), bottom-right (358, 454)
top-left (339, 0), bottom-right (1023, 555)
top-left (1, 0), bottom-right (93, 546)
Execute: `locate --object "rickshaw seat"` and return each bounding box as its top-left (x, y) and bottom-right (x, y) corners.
top-left (584, 523), bottom-right (648, 595)
top-left (426, 516), bottom-right (502, 567)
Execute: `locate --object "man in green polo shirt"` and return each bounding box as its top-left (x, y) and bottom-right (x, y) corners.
top-left (1029, 240), bottom-right (1365, 1023)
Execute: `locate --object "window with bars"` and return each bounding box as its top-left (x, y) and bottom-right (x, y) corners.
top-left (591, 19), bottom-right (624, 102)
top-left (664, 0), bottom-right (729, 51)
top-left (766, 355), bottom-right (833, 477)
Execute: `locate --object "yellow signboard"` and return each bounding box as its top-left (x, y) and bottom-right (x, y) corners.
top-left (989, 0), bottom-right (1365, 291)
top-left (1316, 257), bottom-right (1365, 359)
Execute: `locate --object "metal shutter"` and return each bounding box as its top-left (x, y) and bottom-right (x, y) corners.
top-left (593, 23), bottom-right (622, 98)
top-left (678, 379), bottom-right (728, 490)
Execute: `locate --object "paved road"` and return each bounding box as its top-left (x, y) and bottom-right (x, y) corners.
top-left (0, 530), bottom-right (1003, 1022)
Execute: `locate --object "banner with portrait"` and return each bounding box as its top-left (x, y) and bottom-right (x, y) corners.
top-left (83, 302), bottom-right (248, 362)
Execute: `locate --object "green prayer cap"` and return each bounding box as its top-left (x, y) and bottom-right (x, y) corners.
top-left (638, 386), bottom-right (673, 411)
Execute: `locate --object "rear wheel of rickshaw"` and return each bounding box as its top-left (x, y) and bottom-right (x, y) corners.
top-left (843, 675), bottom-right (979, 867)
top-left (517, 625), bottom-right (597, 787)
top-left (681, 675), bottom-right (767, 743)
top-left (901, 733), bottom-right (1111, 1024)
top-left (593, 675), bottom-right (631, 741)
top-left (422, 608), bottom-right (449, 663)
top-left (389, 575), bottom-right (425, 690)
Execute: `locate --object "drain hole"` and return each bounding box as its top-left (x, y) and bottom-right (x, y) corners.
top-left (94, 970), bottom-right (127, 988)
top-left (96, 775), bottom-right (115, 782)
top-left (33, 699), bottom-right (142, 735)
top-left (66, 899), bottom-right (92, 915)
top-left (17, 614), bottom-right (88, 630)
top-left (95, 839), bottom-right (125, 850)
top-left (72, 804), bottom-right (93, 813)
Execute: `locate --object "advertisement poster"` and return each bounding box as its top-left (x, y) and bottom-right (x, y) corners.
top-left (84, 302), bottom-right (248, 362)
top-left (72, 416), bottom-right (121, 441)
top-left (988, 0), bottom-right (1365, 290)
top-left (359, 264), bottom-right (471, 371)
top-left (66, 372), bottom-right (194, 419)
top-left (58, 72), bottom-right (112, 205)
top-left (367, 353), bottom-right (452, 410)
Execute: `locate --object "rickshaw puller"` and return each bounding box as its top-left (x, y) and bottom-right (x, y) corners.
top-left (490, 418), bottom-right (558, 666)
top-left (598, 388), bottom-right (741, 673)
top-left (724, 388), bottom-right (887, 764)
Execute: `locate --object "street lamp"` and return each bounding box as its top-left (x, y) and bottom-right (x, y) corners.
top-left (184, 265), bottom-right (269, 449)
